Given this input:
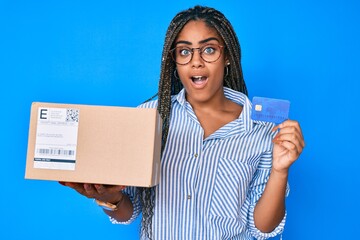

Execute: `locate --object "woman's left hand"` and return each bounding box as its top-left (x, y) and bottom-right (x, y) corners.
top-left (272, 120), bottom-right (305, 173)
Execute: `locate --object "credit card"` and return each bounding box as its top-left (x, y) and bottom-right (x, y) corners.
top-left (251, 97), bottom-right (290, 124)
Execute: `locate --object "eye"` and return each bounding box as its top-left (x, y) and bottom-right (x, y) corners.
top-left (202, 45), bottom-right (216, 55)
top-left (178, 47), bottom-right (192, 57)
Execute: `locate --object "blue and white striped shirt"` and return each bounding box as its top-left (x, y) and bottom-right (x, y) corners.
top-left (113, 87), bottom-right (287, 240)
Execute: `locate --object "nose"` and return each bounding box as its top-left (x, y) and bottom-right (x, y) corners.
top-left (190, 48), bottom-right (204, 68)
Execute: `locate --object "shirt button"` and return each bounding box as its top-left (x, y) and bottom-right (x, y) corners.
top-left (194, 153), bottom-right (198, 158)
top-left (187, 195), bottom-right (191, 200)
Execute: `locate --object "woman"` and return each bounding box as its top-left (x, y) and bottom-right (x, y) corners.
top-left (61, 5), bottom-right (305, 240)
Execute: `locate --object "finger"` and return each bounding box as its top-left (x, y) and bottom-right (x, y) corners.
top-left (273, 119), bottom-right (302, 133)
top-left (59, 182), bottom-right (101, 199)
top-left (275, 127), bottom-right (302, 143)
top-left (275, 140), bottom-right (301, 160)
top-left (59, 181), bottom-right (66, 186)
top-left (273, 120), bottom-right (305, 148)
top-left (275, 124), bottom-right (301, 135)
top-left (94, 184), bottom-right (107, 194)
top-left (60, 182), bottom-right (90, 197)
top-left (95, 184), bottom-right (126, 194)
top-left (106, 185), bottom-right (127, 192)
top-left (276, 129), bottom-right (305, 149)
top-left (273, 132), bottom-right (304, 154)
top-left (83, 183), bottom-right (98, 197)
top-left (61, 182), bottom-right (83, 190)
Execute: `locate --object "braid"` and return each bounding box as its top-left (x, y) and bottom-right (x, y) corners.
top-left (201, 7), bottom-right (247, 94)
top-left (139, 5), bottom-right (247, 239)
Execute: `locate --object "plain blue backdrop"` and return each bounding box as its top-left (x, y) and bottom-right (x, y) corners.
top-left (1, 0), bottom-right (359, 239)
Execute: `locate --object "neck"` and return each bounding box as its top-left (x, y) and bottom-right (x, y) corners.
top-left (186, 88), bottom-right (228, 112)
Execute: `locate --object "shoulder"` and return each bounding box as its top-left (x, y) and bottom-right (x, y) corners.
top-left (137, 91), bottom-right (183, 109)
top-left (137, 99), bottom-right (158, 109)
top-left (224, 87), bottom-right (248, 106)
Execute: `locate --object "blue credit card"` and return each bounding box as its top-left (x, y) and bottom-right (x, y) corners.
top-left (251, 97), bottom-right (290, 124)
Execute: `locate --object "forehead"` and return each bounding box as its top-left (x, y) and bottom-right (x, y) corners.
top-left (176, 20), bottom-right (223, 44)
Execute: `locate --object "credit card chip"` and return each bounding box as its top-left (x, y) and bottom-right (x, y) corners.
top-left (255, 104), bottom-right (262, 111)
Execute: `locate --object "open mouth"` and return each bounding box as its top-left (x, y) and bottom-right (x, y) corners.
top-left (191, 76), bottom-right (208, 85)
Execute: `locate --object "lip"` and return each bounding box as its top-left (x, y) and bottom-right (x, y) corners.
top-left (189, 75), bottom-right (208, 89)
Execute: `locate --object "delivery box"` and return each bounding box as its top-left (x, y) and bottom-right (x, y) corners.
top-left (25, 102), bottom-right (162, 187)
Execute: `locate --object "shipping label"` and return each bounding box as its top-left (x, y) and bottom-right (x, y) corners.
top-left (33, 107), bottom-right (79, 170)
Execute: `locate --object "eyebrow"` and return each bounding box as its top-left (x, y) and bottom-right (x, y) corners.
top-left (175, 37), bottom-right (220, 46)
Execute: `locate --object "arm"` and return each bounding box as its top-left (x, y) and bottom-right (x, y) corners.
top-left (254, 120), bottom-right (305, 232)
top-left (253, 168), bottom-right (288, 232)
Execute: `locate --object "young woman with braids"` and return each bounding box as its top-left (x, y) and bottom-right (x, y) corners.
top-left (60, 5), bottom-right (305, 240)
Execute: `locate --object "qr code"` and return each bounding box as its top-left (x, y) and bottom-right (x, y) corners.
top-left (66, 109), bottom-right (79, 122)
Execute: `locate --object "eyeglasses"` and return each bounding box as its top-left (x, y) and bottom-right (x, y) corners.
top-left (170, 44), bottom-right (224, 65)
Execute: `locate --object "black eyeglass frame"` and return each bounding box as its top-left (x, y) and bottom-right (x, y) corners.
top-left (169, 44), bottom-right (224, 65)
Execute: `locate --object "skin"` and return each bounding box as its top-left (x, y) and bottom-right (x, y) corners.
top-left (60, 19), bottom-right (305, 233)
top-left (58, 182), bottom-right (132, 221)
top-left (175, 20), bottom-right (242, 138)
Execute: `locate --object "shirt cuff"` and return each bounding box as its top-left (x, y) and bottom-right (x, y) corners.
top-left (247, 204), bottom-right (286, 240)
top-left (109, 191), bottom-right (141, 225)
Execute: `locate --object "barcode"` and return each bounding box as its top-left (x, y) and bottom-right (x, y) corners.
top-left (37, 148), bottom-right (75, 156)
top-left (66, 109), bottom-right (79, 122)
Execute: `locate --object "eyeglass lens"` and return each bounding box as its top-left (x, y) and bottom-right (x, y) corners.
top-left (172, 44), bottom-right (222, 65)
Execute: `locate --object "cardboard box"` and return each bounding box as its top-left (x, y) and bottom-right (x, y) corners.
top-left (25, 102), bottom-right (162, 187)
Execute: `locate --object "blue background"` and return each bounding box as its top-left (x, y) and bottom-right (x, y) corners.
top-left (1, 0), bottom-right (359, 239)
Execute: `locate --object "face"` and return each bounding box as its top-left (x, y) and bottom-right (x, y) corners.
top-left (174, 20), bottom-right (228, 104)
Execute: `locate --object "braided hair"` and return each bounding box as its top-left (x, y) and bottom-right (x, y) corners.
top-left (139, 5), bottom-right (248, 239)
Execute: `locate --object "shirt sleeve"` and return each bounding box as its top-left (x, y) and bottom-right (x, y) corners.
top-left (109, 186), bottom-right (142, 225)
top-left (243, 150), bottom-right (290, 240)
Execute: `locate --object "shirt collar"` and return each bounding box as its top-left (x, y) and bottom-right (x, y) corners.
top-left (173, 87), bottom-right (258, 134)
top-left (223, 87), bottom-right (253, 132)
top-left (174, 88), bottom-right (186, 106)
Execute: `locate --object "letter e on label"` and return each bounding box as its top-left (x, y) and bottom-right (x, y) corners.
top-left (39, 108), bottom-right (48, 120)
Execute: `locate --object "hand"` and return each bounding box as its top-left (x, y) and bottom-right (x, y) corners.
top-left (59, 182), bottom-right (126, 204)
top-left (271, 120), bottom-right (305, 173)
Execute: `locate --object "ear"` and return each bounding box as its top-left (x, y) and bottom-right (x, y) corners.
top-left (224, 54), bottom-right (230, 66)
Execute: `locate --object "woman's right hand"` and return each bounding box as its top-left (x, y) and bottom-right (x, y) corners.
top-left (59, 182), bottom-right (126, 204)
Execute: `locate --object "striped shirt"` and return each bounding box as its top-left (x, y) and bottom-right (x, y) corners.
top-left (112, 87), bottom-right (288, 240)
